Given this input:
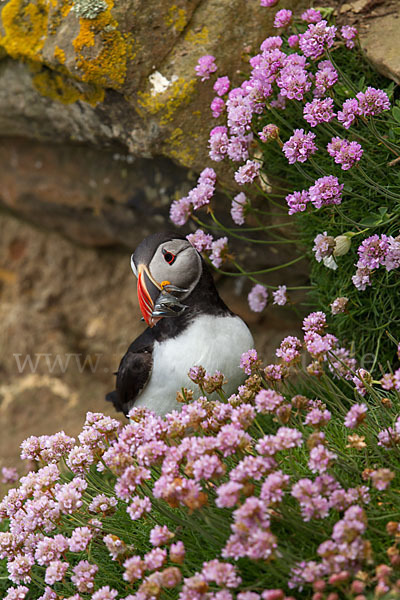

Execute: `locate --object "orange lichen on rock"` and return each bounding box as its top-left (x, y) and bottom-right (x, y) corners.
top-left (0, 0), bottom-right (49, 62)
top-left (72, 0), bottom-right (135, 89)
top-left (54, 45), bottom-right (66, 64)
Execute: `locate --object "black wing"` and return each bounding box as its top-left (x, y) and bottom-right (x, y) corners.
top-left (106, 330), bottom-right (154, 417)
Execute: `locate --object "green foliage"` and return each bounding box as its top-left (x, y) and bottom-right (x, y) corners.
top-left (255, 44), bottom-right (400, 370)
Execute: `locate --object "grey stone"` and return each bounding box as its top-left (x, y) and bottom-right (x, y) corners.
top-left (360, 10), bottom-right (400, 84)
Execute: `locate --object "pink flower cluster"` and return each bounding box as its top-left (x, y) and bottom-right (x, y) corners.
top-left (353, 234), bottom-right (400, 290)
top-left (170, 168), bottom-right (216, 226)
top-left (286, 175), bottom-right (344, 214)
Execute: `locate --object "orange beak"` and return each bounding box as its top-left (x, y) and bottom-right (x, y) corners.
top-left (137, 264), bottom-right (162, 328)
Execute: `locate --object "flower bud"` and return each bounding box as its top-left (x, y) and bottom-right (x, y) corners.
top-left (333, 234), bottom-right (351, 256)
top-left (259, 123), bottom-right (280, 142)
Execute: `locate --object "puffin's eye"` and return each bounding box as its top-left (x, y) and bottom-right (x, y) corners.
top-left (162, 249), bottom-right (176, 265)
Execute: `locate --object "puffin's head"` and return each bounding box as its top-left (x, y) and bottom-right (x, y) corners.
top-left (131, 232), bottom-right (202, 327)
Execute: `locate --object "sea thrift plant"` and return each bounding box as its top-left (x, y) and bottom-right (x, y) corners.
top-left (1, 315), bottom-right (399, 599)
top-left (166, 3), bottom-right (399, 368)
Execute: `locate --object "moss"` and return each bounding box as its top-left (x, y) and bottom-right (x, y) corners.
top-left (184, 26), bottom-right (209, 46)
top-left (32, 66), bottom-right (104, 104)
top-left (137, 77), bottom-right (197, 125)
top-left (72, 0), bottom-right (135, 89)
top-left (0, 0), bottom-right (49, 61)
top-left (165, 5), bottom-right (187, 33)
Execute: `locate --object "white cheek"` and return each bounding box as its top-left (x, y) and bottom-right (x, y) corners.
top-left (131, 255), bottom-right (137, 277)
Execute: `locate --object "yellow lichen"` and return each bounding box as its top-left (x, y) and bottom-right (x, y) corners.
top-left (184, 26), bottom-right (209, 46)
top-left (166, 127), bottom-right (195, 166)
top-left (165, 5), bottom-right (187, 33)
top-left (72, 0), bottom-right (135, 89)
top-left (54, 45), bottom-right (66, 64)
top-left (32, 67), bottom-right (104, 105)
top-left (137, 77), bottom-right (197, 125)
top-left (0, 0), bottom-right (49, 61)
top-left (60, 0), bottom-right (72, 17)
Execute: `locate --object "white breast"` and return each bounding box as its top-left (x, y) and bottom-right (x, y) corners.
top-left (134, 314), bottom-right (254, 416)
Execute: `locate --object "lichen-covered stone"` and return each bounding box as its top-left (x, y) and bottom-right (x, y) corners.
top-left (0, 0), bottom-right (301, 172)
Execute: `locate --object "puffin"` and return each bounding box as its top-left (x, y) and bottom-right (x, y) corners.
top-left (106, 232), bottom-right (254, 417)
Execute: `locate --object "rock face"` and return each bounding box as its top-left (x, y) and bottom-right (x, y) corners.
top-left (0, 0), bottom-right (300, 170)
top-left (360, 8), bottom-right (400, 84)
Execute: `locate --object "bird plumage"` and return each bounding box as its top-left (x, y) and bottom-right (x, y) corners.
top-left (106, 232), bottom-right (254, 417)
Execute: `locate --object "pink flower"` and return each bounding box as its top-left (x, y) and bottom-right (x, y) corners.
top-left (210, 237), bottom-right (229, 268)
top-left (285, 189), bottom-right (310, 215)
top-left (170, 196), bottom-right (191, 226)
top-left (299, 20), bottom-right (337, 59)
top-left (337, 98), bottom-right (359, 129)
top-left (272, 285), bottom-right (287, 306)
top-left (255, 389), bottom-right (284, 414)
top-left (170, 541), bottom-right (186, 563)
top-left (341, 25), bottom-right (357, 48)
top-left (303, 311), bottom-right (326, 334)
top-left (275, 336), bottom-right (302, 363)
top-left (187, 229), bottom-right (214, 253)
top-left (213, 76), bottom-right (230, 96)
top-left (216, 481), bottom-right (243, 508)
top-left (277, 55), bottom-right (311, 101)
top-left (210, 96), bottom-right (225, 118)
top-left (123, 555), bottom-right (145, 583)
top-left (248, 284), bottom-right (268, 312)
top-left (149, 525), bottom-right (174, 547)
top-left (202, 559), bottom-right (242, 587)
top-left (308, 444), bottom-right (337, 474)
top-left (195, 55), bottom-right (217, 81)
top-left (357, 234), bottom-right (389, 269)
top-left (370, 468), bottom-right (395, 491)
top-left (356, 87), bottom-right (390, 117)
top-left (91, 586), bottom-right (118, 600)
top-left (4, 587), bottom-right (29, 600)
top-left (313, 231), bottom-right (335, 263)
top-left (344, 404), bottom-right (368, 429)
top-left (208, 125), bottom-right (229, 161)
top-left (69, 526), bottom-right (93, 552)
top-left (327, 136), bottom-right (363, 170)
top-left (1, 467), bottom-right (19, 484)
top-left (231, 192), bottom-right (247, 225)
top-left (44, 560), bottom-right (68, 585)
top-left (259, 124), bottom-right (279, 142)
top-left (304, 407), bottom-right (331, 428)
top-left (283, 129), bottom-right (317, 164)
top-left (303, 98), bottom-right (336, 127)
top-left (260, 36), bottom-right (282, 51)
top-left (234, 159), bottom-right (261, 185)
top-left (301, 8), bottom-right (322, 23)
top-left (71, 560), bottom-right (98, 593)
top-left (314, 60), bottom-right (338, 97)
top-left (260, 470), bottom-right (290, 505)
top-left (240, 349), bottom-right (259, 375)
top-left (330, 296), bottom-right (348, 314)
top-left (273, 9), bottom-right (292, 28)
top-left (144, 547), bottom-right (167, 570)
top-left (127, 496), bottom-right (152, 520)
